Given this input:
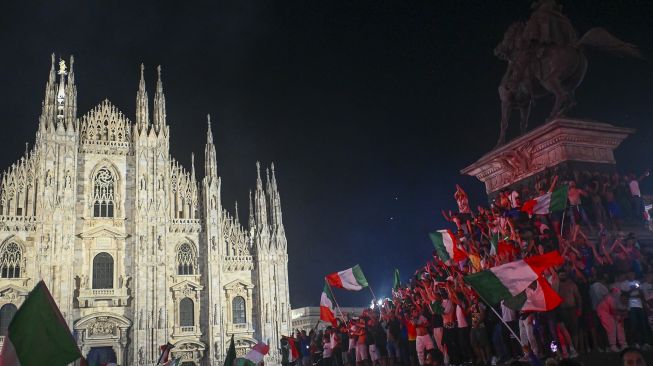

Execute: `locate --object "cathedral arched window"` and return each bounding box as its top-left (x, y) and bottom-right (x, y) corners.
top-left (232, 296), bottom-right (246, 324)
top-left (93, 168), bottom-right (115, 218)
top-left (92, 252), bottom-right (114, 289)
top-left (0, 242), bottom-right (22, 278)
top-left (0, 304), bottom-right (17, 336)
top-left (179, 298), bottom-right (194, 327)
top-left (177, 243), bottom-right (196, 275)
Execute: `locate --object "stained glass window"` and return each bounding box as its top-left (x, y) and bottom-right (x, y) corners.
top-left (0, 242), bottom-right (22, 278)
top-left (93, 168), bottom-right (115, 217)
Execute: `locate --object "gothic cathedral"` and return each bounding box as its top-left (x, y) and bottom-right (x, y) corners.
top-left (0, 55), bottom-right (292, 365)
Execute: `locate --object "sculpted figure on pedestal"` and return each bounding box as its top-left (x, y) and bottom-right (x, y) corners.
top-left (494, 0), bottom-right (640, 146)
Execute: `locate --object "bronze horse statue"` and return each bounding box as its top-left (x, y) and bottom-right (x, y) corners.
top-left (494, 21), bottom-right (640, 146)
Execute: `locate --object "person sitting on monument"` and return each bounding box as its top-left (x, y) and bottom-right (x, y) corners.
top-left (567, 180), bottom-right (594, 233)
top-left (628, 171), bottom-right (650, 226)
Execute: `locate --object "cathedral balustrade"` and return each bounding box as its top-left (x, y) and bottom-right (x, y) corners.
top-left (222, 256), bottom-right (254, 272)
top-left (169, 218), bottom-right (201, 233)
top-left (80, 140), bottom-right (131, 155)
top-left (77, 286), bottom-right (129, 308)
top-left (0, 215), bottom-right (37, 232)
top-left (84, 217), bottom-right (125, 228)
top-left (180, 326), bottom-right (195, 333)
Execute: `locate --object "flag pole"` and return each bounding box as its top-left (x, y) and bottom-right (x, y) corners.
top-left (326, 280), bottom-right (348, 322)
top-left (368, 285), bottom-right (377, 303)
top-left (475, 292), bottom-right (523, 347)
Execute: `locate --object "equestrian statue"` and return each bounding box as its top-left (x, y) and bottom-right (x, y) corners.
top-left (494, 0), bottom-right (641, 147)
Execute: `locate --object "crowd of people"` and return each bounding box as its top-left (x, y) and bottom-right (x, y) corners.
top-left (495, 168), bottom-right (651, 231)
top-left (282, 169), bottom-right (652, 366)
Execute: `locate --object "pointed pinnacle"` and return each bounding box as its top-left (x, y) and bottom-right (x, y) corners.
top-left (139, 63), bottom-right (145, 84)
top-left (256, 161), bottom-right (261, 179)
top-left (207, 114), bottom-right (213, 143)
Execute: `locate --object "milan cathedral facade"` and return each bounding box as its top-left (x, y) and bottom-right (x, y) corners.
top-left (0, 55), bottom-right (292, 366)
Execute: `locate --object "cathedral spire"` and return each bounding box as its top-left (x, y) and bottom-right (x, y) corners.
top-left (204, 114), bottom-right (218, 179)
top-left (64, 55), bottom-right (77, 131)
top-left (39, 54), bottom-right (58, 132)
top-left (136, 63), bottom-right (149, 132)
top-left (152, 65), bottom-right (166, 133)
top-left (207, 114), bottom-right (213, 144)
top-left (254, 162), bottom-right (268, 228)
top-left (56, 57), bottom-right (67, 126)
top-left (269, 162), bottom-right (284, 229)
top-left (191, 152), bottom-right (196, 181)
top-left (234, 201), bottom-right (240, 224)
top-left (248, 189), bottom-right (255, 229)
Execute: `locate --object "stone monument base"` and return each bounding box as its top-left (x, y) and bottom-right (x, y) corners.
top-left (461, 118), bottom-right (635, 195)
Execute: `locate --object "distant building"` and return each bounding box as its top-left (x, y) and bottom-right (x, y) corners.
top-left (290, 307), bottom-right (367, 332)
top-left (0, 55), bottom-right (291, 366)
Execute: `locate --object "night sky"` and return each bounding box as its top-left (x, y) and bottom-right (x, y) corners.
top-left (1, 1), bottom-right (652, 308)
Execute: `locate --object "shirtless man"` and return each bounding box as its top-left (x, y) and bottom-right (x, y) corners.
top-left (410, 307), bottom-right (434, 366)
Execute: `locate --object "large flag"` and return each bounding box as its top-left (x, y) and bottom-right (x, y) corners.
top-left (157, 343), bottom-right (174, 365)
top-left (284, 337), bottom-right (300, 363)
top-left (320, 281), bottom-right (338, 326)
top-left (504, 276), bottom-right (562, 312)
top-left (429, 230), bottom-right (467, 262)
top-left (0, 281), bottom-right (81, 366)
top-left (224, 335), bottom-right (236, 366)
top-left (326, 265), bottom-right (368, 291)
top-left (392, 269), bottom-right (401, 291)
top-left (521, 186), bottom-right (568, 215)
top-left (463, 251), bottom-right (564, 304)
top-left (235, 342), bottom-right (269, 366)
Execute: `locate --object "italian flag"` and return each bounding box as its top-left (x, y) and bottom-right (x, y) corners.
top-left (235, 342), bottom-right (269, 366)
top-left (504, 276), bottom-right (562, 312)
top-left (429, 230), bottom-right (467, 262)
top-left (521, 186), bottom-right (568, 215)
top-left (157, 343), bottom-right (174, 365)
top-left (224, 335), bottom-right (236, 366)
top-left (285, 337), bottom-right (300, 362)
top-left (326, 265), bottom-right (368, 291)
top-left (0, 281), bottom-right (81, 366)
top-left (320, 281), bottom-right (338, 326)
top-left (463, 251), bottom-right (563, 304)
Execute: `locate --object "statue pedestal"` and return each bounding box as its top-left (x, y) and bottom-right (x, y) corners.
top-left (461, 118), bottom-right (634, 194)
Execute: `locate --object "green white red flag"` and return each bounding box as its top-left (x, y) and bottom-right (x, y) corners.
top-left (463, 251), bottom-right (564, 304)
top-left (285, 337), bottom-right (300, 362)
top-left (504, 275), bottom-right (562, 312)
top-left (320, 281), bottom-right (338, 326)
top-left (223, 335), bottom-right (236, 366)
top-left (326, 265), bottom-right (368, 291)
top-left (521, 186), bottom-right (568, 215)
top-left (429, 230), bottom-right (467, 262)
top-left (235, 342), bottom-right (269, 366)
top-left (0, 281), bottom-right (81, 366)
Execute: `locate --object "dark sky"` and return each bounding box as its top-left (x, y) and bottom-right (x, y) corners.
top-left (1, 1), bottom-right (652, 308)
